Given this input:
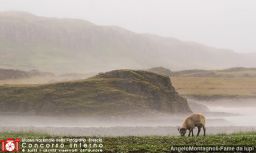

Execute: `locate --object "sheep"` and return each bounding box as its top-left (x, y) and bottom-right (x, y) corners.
top-left (178, 113), bottom-right (206, 137)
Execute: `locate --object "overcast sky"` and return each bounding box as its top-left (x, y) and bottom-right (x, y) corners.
top-left (0, 0), bottom-right (256, 53)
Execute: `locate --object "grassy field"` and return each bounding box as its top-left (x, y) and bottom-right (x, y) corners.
top-left (172, 76), bottom-right (256, 99)
top-left (104, 134), bottom-right (256, 153)
top-left (1, 132), bottom-right (256, 153)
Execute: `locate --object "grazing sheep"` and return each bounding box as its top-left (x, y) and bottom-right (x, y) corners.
top-left (178, 113), bottom-right (206, 137)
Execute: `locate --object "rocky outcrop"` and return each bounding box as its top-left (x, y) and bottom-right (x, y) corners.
top-left (0, 70), bottom-right (191, 116)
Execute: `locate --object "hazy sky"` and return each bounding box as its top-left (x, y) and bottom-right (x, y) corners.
top-left (0, 0), bottom-right (256, 53)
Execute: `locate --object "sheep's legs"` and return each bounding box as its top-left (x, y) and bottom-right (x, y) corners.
top-left (197, 127), bottom-right (201, 136)
top-left (203, 125), bottom-right (206, 136)
top-left (188, 129), bottom-right (194, 137)
top-left (188, 130), bottom-right (191, 137)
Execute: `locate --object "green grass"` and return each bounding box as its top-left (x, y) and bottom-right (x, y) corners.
top-left (1, 132), bottom-right (256, 153)
top-left (104, 135), bottom-right (256, 153)
top-left (0, 131), bottom-right (50, 139)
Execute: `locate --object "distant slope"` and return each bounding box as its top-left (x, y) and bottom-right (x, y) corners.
top-left (0, 70), bottom-right (191, 116)
top-left (145, 67), bottom-right (256, 98)
top-left (147, 67), bottom-right (172, 77)
top-left (172, 67), bottom-right (256, 77)
top-left (171, 67), bottom-right (256, 99)
top-left (0, 68), bottom-right (53, 80)
top-left (1, 11), bottom-right (256, 73)
top-left (146, 66), bottom-right (256, 77)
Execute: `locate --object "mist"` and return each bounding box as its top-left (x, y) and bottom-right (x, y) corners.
top-left (1, 98), bottom-right (256, 136)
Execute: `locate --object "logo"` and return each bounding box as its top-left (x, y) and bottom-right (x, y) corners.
top-left (1, 138), bottom-right (20, 152)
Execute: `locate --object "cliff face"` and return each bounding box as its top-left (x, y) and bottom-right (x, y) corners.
top-left (96, 70), bottom-right (191, 114)
top-left (0, 70), bottom-right (191, 116)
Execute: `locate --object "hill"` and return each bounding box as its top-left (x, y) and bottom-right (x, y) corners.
top-left (1, 11), bottom-right (256, 73)
top-left (0, 68), bottom-right (95, 85)
top-left (0, 68), bottom-right (53, 80)
top-left (144, 67), bottom-right (256, 98)
top-left (0, 70), bottom-right (191, 116)
top-left (172, 67), bottom-right (256, 77)
top-left (147, 67), bottom-right (172, 77)
top-left (171, 67), bottom-right (256, 99)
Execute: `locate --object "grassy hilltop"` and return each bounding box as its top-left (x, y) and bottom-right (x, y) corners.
top-left (0, 69), bottom-right (191, 116)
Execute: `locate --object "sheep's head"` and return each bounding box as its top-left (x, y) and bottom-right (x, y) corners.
top-left (178, 127), bottom-right (186, 136)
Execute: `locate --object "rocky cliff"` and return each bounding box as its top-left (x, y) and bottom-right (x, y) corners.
top-left (0, 70), bottom-right (191, 116)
